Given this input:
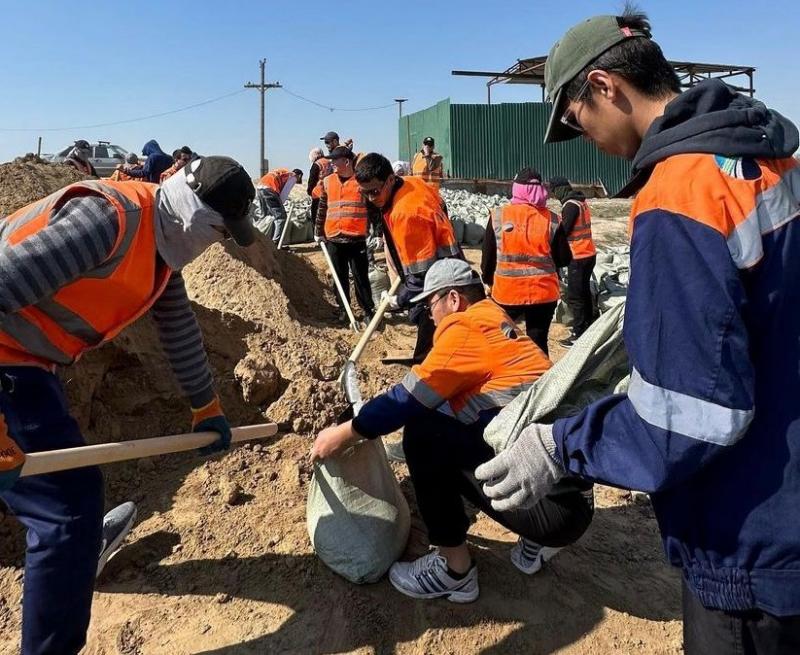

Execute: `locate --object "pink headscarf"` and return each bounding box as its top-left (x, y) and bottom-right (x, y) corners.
top-left (511, 181), bottom-right (549, 207)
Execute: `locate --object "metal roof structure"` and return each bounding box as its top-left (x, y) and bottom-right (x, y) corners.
top-left (453, 56), bottom-right (756, 103)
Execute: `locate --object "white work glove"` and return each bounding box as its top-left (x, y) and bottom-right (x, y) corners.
top-left (380, 290), bottom-right (400, 310)
top-left (314, 234), bottom-right (323, 244)
top-left (373, 236), bottom-right (384, 252)
top-left (475, 423), bottom-right (565, 512)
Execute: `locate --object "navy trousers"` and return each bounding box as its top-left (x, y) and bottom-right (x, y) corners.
top-left (0, 367), bottom-right (104, 655)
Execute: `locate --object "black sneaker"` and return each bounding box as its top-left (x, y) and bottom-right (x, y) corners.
top-left (558, 335), bottom-right (577, 348)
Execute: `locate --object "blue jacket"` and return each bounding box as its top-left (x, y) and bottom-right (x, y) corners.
top-left (552, 80), bottom-right (800, 615)
top-left (125, 140), bottom-right (173, 183)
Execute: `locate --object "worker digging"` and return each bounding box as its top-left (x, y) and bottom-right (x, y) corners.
top-left (1, 5), bottom-right (799, 655)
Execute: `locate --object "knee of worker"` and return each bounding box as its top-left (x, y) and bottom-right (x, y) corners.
top-left (402, 414), bottom-right (446, 467)
top-left (27, 466), bottom-right (105, 557)
top-left (509, 487), bottom-right (595, 549)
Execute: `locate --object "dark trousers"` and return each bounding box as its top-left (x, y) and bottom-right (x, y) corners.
top-left (411, 307), bottom-right (436, 364)
top-left (683, 580), bottom-right (800, 655)
top-left (0, 368), bottom-right (104, 655)
top-left (502, 301), bottom-right (558, 356)
top-left (566, 255), bottom-right (596, 337)
top-left (310, 197), bottom-right (320, 225)
top-left (326, 239), bottom-right (375, 315)
top-left (403, 410), bottom-right (594, 548)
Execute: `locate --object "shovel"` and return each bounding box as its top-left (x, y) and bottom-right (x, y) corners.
top-left (19, 422), bottom-right (287, 477)
top-left (319, 240), bottom-right (360, 332)
top-left (276, 201), bottom-right (295, 251)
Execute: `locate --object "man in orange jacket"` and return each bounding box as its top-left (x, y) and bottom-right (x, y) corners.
top-left (314, 146), bottom-right (376, 320)
top-left (311, 259), bottom-right (593, 602)
top-left (0, 157), bottom-right (255, 654)
top-left (411, 136), bottom-right (444, 190)
top-left (257, 168), bottom-right (302, 245)
top-left (355, 153), bottom-right (461, 362)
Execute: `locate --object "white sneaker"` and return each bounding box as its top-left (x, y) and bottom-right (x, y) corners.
top-left (389, 550), bottom-right (479, 603)
top-left (510, 538), bottom-right (562, 575)
top-left (96, 501), bottom-right (137, 578)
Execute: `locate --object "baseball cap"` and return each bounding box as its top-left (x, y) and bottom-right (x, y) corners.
top-left (423, 136), bottom-right (435, 146)
top-left (184, 156), bottom-right (256, 247)
top-left (325, 146), bottom-right (355, 160)
top-left (544, 15), bottom-right (651, 144)
top-left (410, 259), bottom-right (482, 304)
top-left (320, 131), bottom-right (340, 142)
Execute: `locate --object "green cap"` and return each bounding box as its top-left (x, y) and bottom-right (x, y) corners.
top-left (544, 15), bottom-right (650, 144)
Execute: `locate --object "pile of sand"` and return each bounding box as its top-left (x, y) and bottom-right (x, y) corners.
top-left (0, 159), bottom-right (88, 215)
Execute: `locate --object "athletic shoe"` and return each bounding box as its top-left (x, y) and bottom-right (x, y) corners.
top-left (389, 550), bottom-right (479, 603)
top-left (96, 501), bottom-right (137, 578)
top-left (510, 538), bottom-right (562, 575)
top-left (384, 439), bottom-right (406, 463)
top-left (558, 334), bottom-right (578, 348)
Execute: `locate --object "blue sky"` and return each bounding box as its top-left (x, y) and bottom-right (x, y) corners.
top-left (0, 1), bottom-right (797, 177)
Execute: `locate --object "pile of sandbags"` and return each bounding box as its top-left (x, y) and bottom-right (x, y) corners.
top-left (441, 189), bottom-right (506, 247)
top-left (251, 195), bottom-right (314, 245)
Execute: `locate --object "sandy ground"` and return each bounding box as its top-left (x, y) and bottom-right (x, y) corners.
top-left (0, 179), bottom-right (685, 654)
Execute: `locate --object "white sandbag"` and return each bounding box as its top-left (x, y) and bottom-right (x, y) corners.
top-left (484, 303), bottom-right (628, 453)
top-left (451, 217), bottom-right (466, 244)
top-left (307, 439), bottom-right (410, 584)
top-left (463, 222), bottom-right (485, 246)
top-left (368, 264), bottom-right (390, 308)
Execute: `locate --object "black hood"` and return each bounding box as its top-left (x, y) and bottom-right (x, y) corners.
top-left (616, 80), bottom-right (799, 197)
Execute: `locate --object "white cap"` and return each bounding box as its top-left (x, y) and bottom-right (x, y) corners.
top-left (410, 259), bottom-right (482, 304)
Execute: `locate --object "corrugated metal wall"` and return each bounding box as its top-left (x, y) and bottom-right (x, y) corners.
top-left (399, 100), bottom-right (632, 192)
top-left (398, 99), bottom-right (452, 172)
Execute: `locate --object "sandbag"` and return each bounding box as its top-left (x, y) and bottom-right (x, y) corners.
top-left (463, 222), bottom-right (485, 246)
top-left (307, 439), bottom-right (410, 584)
top-left (451, 217), bottom-right (466, 244)
top-left (484, 303), bottom-right (628, 453)
top-left (368, 264), bottom-right (390, 308)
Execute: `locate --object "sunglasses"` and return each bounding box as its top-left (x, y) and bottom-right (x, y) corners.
top-left (360, 178), bottom-right (388, 200)
top-left (427, 292), bottom-right (448, 317)
top-left (560, 78), bottom-right (593, 133)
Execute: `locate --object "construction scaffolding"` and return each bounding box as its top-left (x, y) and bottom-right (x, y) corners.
top-left (453, 56), bottom-right (756, 104)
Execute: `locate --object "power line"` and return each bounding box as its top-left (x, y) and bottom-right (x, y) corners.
top-left (0, 89), bottom-right (248, 133)
top-left (280, 87), bottom-right (396, 112)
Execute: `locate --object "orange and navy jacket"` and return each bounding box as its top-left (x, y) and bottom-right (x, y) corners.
top-left (550, 79), bottom-right (800, 615)
top-left (321, 174), bottom-right (369, 240)
top-left (352, 299), bottom-right (551, 437)
top-left (411, 151), bottom-right (444, 189)
top-left (0, 181), bottom-right (171, 368)
top-left (490, 204), bottom-right (561, 305)
top-left (259, 168), bottom-right (294, 195)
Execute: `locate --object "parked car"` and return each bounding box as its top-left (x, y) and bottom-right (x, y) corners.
top-left (46, 141), bottom-right (133, 177)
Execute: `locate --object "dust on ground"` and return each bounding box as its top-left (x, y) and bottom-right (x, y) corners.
top-left (0, 177), bottom-right (682, 655)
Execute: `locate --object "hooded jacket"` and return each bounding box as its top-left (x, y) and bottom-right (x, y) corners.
top-left (552, 80), bottom-right (800, 615)
top-left (125, 140), bottom-right (174, 183)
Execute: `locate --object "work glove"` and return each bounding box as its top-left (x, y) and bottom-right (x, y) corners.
top-left (191, 396), bottom-right (232, 455)
top-left (0, 414), bottom-right (25, 492)
top-left (380, 290), bottom-right (400, 310)
top-left (474, 423), bottom-right (564, 512)
top-left (314, 234), bottom-right (324, 245)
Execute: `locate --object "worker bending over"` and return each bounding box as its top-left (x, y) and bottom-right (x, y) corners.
top-left (355, 153), bottom-right (461, 362)
top-left (312, 259), bottom-right (593, 603)
top-left (0, 157), bottom-right (255, 655)
top-left (257, 167), bottom-right (302, 245)
top-left (481, 167), bottom-right (572, 355)
top-left (315, 146), bottom-right (376, 321)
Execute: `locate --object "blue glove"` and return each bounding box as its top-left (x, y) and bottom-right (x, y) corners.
top-left (191, 397), bottom-right (232, 455)
top-left (1, 414), bottom-right (25, 491)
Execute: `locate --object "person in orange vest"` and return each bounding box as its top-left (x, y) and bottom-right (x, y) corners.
top-left (0, 157), bottom-right (255, 654)
top-left (160, 146), bottom-right (194, 184)
top-left (355, 153), bottom-right (462, 362)
top-left (64, 140), bottom-right (99, 177)
top-left (314, 146), bottom-right (376, 321)
top-left (549, 176), bottom-right (597, 347)
top-left (306, 147), bottom-right (330, 224)
top-left (311, 259), bottom-right (593, 602)
top-left (109, 152), bottom-right (142, 181)
top-left (411, 136), bottom-right (444, 189)
top-left (481, 168), bottom-right (572, 356)
top-left (256, 167), bottom-right (302, 245)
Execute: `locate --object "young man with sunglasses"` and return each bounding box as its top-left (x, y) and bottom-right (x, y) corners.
top-left (311, 258), bottom-right (593, 602)
top-left (355, 153), bottom-right (461, 362)
top-left (475, 10), bottom-right (800, 653)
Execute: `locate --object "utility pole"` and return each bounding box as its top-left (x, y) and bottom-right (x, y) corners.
top-left (244, 59), bottom-right (282, 176)
top-left (394, 98), bottom-right (408, 120)
top-left (394, 99), bottom-right (408, 160)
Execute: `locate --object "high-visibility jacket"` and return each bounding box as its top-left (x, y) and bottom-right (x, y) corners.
top-left (159, 162), bottom-right (182, 184)
top-left (0, 181), bottom-right (171, 368)
top-left (259, 168), bottom-right (293, 195)
top-left (490, 203), bottom-right (560, 305)
top-left (323, 174), bottom-right (369, 239)
top-left (411, 151), bottom-right (444, 189)
top-left (563, 198), bottom-right (596, 259)
top-left (383, 176), bottom-right (459, 276)
top-left (402, 299), bottom-right (551, 424)
top-left (311, 158), bottom-right (332, 200)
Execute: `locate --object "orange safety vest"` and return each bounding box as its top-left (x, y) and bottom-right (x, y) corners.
top-left (259, 168), bottom-right (293, 195)
top-left (411, 151), bottom-right (444, 189)
top-left (402, 299), bottom-right (551, 424)
top-left (383, 177), bottom-right (460, 276)
top-left (323, 174), bottom-right (369, 239)
top-left (0, 180), bottom-right (171, 368)
top-left (491, 204), bottom-right (560, 306)
top-left (563, 198), bottom-right (596, 259)
top-left (311, 158), bottom-right (332, 200)
top-left (159, 162), bottom-right (182, 184)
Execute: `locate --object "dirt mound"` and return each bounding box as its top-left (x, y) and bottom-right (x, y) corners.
top-left (0, 159), bottom-right (88, 215)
